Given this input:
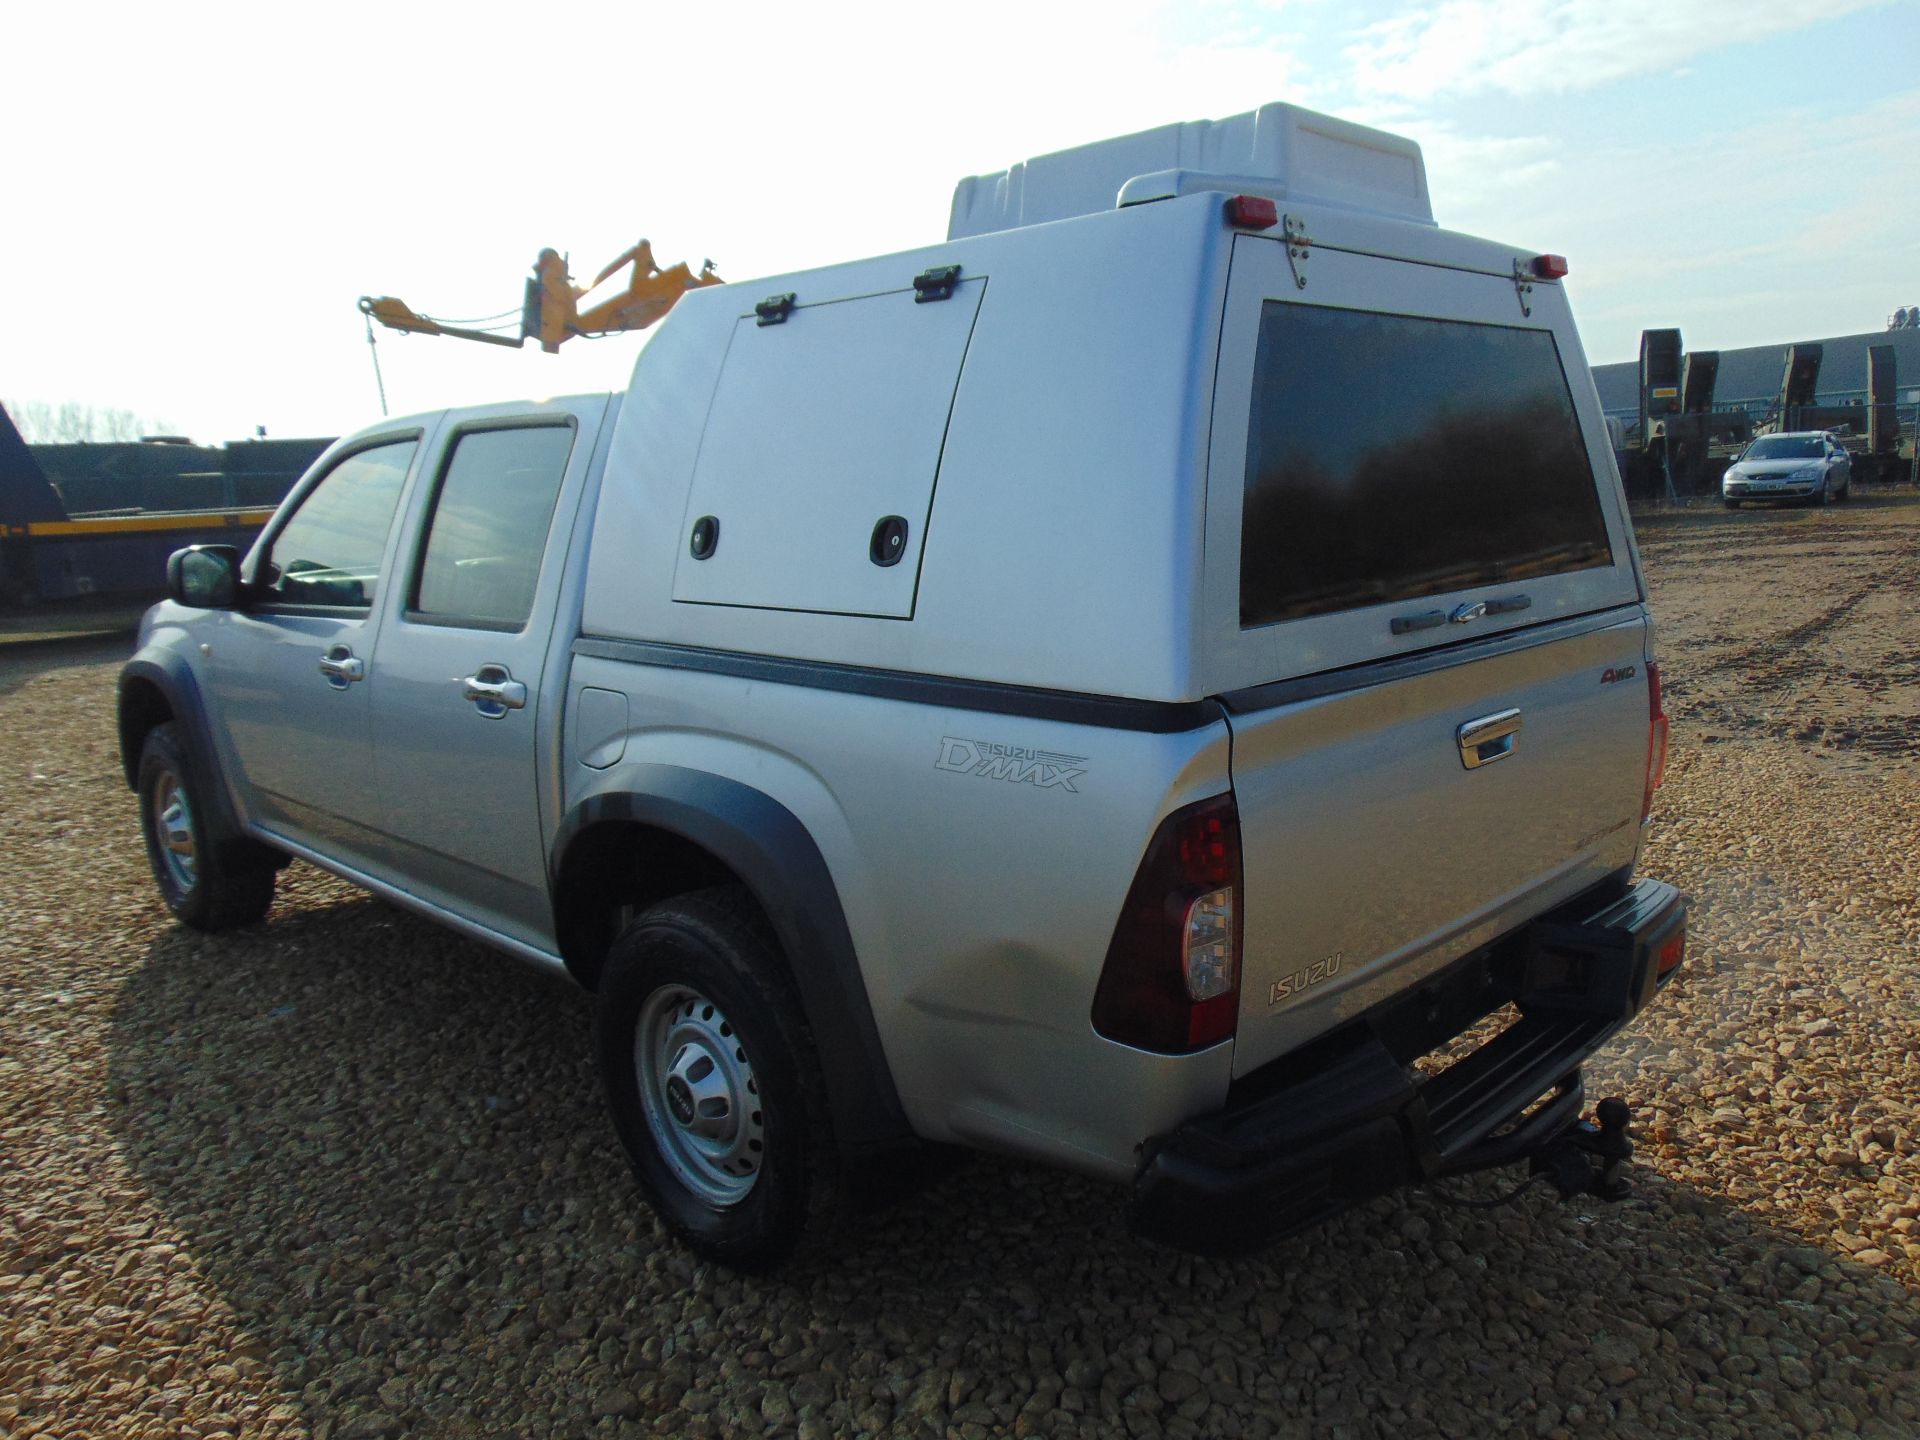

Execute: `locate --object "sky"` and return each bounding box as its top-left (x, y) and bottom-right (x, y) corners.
top-left (5, 0), bottom-right (1916, 443)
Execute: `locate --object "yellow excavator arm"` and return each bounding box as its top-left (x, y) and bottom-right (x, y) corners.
top-left (359, 240), bottom-right (722, 353)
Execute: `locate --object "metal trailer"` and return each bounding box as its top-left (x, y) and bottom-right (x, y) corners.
top-left (1, 404), bottom-right (327, 608)
top-left (1625, 330), bottom-right (1753, 500)
top-left (1619, 331), bottom-right (1912, 500)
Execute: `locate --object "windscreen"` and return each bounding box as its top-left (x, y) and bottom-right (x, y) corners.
top-left (1744, 435), bottom-right (1822, 460)
top-left (1240, 303), bottom-right (1613, 629)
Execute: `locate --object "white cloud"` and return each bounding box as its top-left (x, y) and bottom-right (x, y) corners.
top-left (0, 0), bottom-right (1329, 440)
top-left (1, 0), bottom-right (1910, 437)
top-left (1405, 125), bottom-right (1560, 214)
top-left (1346, 0), bottom-right (1889, 100)
top-left (1443, 89), bottom-right (1920, 358)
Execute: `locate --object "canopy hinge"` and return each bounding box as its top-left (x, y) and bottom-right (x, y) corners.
top-left (913, 264), bottom-right (963, 303)
top-left (1283, 215), bottom-right (1311, 290)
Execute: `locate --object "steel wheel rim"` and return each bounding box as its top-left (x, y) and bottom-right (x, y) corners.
top-left (634, 984), bottom-right (764, 1206)
top-left (150, 769), bottom-right (198, 892)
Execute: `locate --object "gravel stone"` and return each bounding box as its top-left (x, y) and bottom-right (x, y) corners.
top-left (4, 498), bottom-right (1920, 1438)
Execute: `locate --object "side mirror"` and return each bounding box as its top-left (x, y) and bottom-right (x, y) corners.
top-left (167, 544), bottom-right (242, 609)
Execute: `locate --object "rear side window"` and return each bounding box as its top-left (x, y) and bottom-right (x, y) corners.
top-left (412, 425), bottom-right (575, 629)
top-left (262, 440), bottom-right (415, 609)
top-left (1240, 304), bottom-right (1612, 629)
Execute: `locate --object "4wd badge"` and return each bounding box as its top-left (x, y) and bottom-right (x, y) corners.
top-left (936, 737), bottom-right (1086, 792)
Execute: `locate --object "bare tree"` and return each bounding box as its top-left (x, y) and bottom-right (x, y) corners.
top-left (3, 398), bottom-right (179, 443)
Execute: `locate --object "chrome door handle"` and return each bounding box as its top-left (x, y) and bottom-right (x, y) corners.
top-left (462, 665), bottom-right (527, 718)
top-left (1457, 708), bottom-right (1521, 769)
top-left (318, 646), bottom-right (365, 686)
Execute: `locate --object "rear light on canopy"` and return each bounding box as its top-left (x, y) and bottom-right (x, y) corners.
top-left (1092, 793), bottom-right (1244, 1053)
top-left (1225, 195), bottom-right (1279, 230)
top-left (1531, 253), bottom-right (1569, 279)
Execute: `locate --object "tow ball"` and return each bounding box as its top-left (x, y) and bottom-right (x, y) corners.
top-left (1533, 1096), bottom-right (1635, 1201)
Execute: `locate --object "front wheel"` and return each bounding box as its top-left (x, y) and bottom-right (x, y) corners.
top-left (596, 886), bottom-right (836, 1271)
top-left (137, 722), bottom-right (276, 930)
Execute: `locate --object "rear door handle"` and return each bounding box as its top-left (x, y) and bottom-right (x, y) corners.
top-left (462, 664), bottom-right (527, 718)
top-left (318, 645), bottom-right (364, 687)
top-left (1457, 708), bottom-right (1522, 769)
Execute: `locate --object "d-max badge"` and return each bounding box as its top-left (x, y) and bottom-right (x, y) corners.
top-left (935, 737), bottom-right (1086, 792)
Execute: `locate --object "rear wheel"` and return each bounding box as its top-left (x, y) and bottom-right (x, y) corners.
top-left (596, 886), bottom-right (836, 1271)
top-left (137, 722), bottom-right (276, 930)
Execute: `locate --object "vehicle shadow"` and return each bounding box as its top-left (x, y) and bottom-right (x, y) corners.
top-left (0, 629), bottom-right (135, 694)
top-left (108, 898), bottom-right (1920, 1440)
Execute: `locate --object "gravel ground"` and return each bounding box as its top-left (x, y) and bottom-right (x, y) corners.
top-left (4, 497), bottom-right (1919, 1439)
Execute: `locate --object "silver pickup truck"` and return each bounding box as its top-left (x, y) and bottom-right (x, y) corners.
top-left (120, 104), bottom-right (1684, 1270)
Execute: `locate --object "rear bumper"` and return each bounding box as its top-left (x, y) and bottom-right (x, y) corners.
top-left (1131, 878), bottom-right (1685, 1254)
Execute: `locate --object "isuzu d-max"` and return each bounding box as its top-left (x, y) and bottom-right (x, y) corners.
top-left (121, 103), bottom-right (1685, 1269)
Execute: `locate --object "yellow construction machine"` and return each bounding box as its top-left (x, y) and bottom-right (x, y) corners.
top-left (360, 240), bottom-right (722, 354)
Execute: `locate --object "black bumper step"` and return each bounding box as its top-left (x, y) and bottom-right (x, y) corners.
top-left (1130, 878), bottom-right (1686, 1255)
top-left (1421, 1013), bottom-right (1612, 1163)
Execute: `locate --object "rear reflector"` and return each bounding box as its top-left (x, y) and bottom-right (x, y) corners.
top-left (1226, 195), bottom-right (1279, 230)
top-left (1092, 794), bottom-right (1243, 1052)
top-left (1532, 253), bottom-right (1569, 279)
top-left (1655, 927), bottom-right (1686, 977)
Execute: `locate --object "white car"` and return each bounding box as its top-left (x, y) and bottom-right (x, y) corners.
top-left (1722, 431), bottom-right (1852, 507)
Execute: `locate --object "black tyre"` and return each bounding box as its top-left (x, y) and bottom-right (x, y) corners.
top-left (137, 722), bottom-right (276, 930)
top-left (1723, 499), bottom-right (1740, 510)
top-left (596, 886), bottom-right (836, 1271)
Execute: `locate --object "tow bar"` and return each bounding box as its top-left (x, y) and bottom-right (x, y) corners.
top-left (1533, 1095), bottom-right (1635, 1201)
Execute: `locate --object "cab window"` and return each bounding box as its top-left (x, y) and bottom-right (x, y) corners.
top-left (410, 425), bottom-right (575, 630)
top-left (260, 440), bottom-right (415, 609)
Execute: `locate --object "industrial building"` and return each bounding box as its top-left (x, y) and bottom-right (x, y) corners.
top-left (1593, 326), bottom-right (1920, 426)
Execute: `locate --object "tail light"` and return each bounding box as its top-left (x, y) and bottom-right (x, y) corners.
top-left (1642, 662), bottom-right (1669, 824)
top-left (1091, 794), bottom-right (1243, 1053)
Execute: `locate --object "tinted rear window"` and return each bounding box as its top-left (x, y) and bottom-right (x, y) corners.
top-left (1240, 303), bottom-right (1612, 628)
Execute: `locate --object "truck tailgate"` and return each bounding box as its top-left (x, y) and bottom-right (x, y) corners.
top-left (1225, 610), bottom-right (1650, 1077)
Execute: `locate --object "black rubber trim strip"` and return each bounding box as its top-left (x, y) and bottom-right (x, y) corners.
top-left (571, 636), bottom-right (1224, 734)
top-left (1219, 604), bottom-right (1642, 716)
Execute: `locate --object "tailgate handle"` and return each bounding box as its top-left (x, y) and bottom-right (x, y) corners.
top-left (1458, 709), bottom-right (1522, 770)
